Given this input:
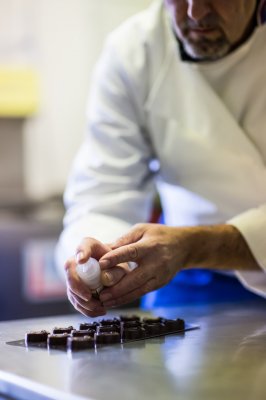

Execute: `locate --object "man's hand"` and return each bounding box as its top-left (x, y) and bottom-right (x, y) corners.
top-left (99, 223), bottom-right (190, 307)
top-left (64, 237), bottom-right (128, 317)
top-left (98, 223), bottom-right (260, 308)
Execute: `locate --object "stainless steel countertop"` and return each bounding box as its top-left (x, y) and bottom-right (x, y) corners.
top-left (0, 300), bottom-right (266, 400)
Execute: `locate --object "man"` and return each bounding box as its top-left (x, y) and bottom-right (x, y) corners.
top-left (57, 0), bottom-right (266, 317)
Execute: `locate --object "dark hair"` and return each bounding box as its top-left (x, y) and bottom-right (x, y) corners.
top-left (257, 0), bottom-right (266, 24)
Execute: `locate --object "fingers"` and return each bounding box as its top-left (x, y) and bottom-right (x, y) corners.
top-left (68, 290), bottom-right (106, 317)
top-left (99, 242), bottom-right (147, 270)
top-left (101, 278), bottom-right (156, 308)
top-left (65, 259), bottom-right (106, 317)
top-left (65, 257), bottom-right (91, 301)
top-left (76, 237), bottom-right (111, 264)
top-left (65, 238), bottom-right (112, 317)
top-left (67, 288), bottom-right (101, 310)
top-left (99, 265), bottom-right (150, 303)
top-left (101, 265), bottom-right (128, 287)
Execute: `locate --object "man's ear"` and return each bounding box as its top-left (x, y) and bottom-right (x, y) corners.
top-left (257, 0), bottom-right (266, 24)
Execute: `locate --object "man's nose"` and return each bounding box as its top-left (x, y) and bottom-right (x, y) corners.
top-left (187, 0), bottom-right (212, 21)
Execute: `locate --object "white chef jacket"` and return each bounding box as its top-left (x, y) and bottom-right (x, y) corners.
top-left (56, 0), bottom-right (266, 297)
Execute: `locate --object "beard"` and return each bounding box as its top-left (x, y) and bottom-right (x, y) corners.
top-left (176, 14), bottom-right (231, 61)
top-left (182, 35), bottom-right (231, 61)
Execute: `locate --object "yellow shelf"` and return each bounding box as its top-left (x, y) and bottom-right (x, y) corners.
top-left (0, 67), bottom-right (39, 117)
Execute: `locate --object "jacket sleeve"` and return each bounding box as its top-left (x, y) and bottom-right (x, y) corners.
top-left (228, 207), bottom-right (266, 298)
top-left (55, 36), bottom-right (156, 274)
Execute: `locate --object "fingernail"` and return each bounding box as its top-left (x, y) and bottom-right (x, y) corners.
top-left (100, 259), bottom-right (110, 268)
top-left (100, 292), bottom-right (112, 302)
top-left (76, 251), bottom-right (84, 263)
top-left (103, 271), bottom-right (113, 285)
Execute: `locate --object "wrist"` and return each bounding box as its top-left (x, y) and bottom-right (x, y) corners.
top-left (179, 224), bottom-right (245, 270)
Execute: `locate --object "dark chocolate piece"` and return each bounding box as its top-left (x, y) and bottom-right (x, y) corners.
top-left (123, 327), bottom-right (146, 340)
top-left (79, 322), bottom-right (98, 331)
top-left (67, 336), bottom-right (95, 350)
top-left (94, 332), bottom-right (121, 345)
top-left (119, 315), bottom-right (140, 322)
top-left (53, 326), bottom-right (73, 334)
top-left (121, 320), bottom-right (141, 329)
top-left (97, 325), bottom-right (121, 334)
top-left (143, 323), bottom-right (163, 336)
top-left (163, 318), bottom-right (185, 332)
top-left (143, 318), bottom-right (162, 324)
top-left (158, 323), bottom-right (167, 334)
top-left (48, 333), bottom-right (69, 347)
top-left (71, 329), bottom-right (95, 337)
top-left (99, 318), bottom-right (120, 326)
top-left (23, 315), bottom-right (186, 350)
top-left (25, 330), bottom-right (49, 344)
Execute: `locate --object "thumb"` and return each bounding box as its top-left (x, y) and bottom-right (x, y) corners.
top-left (76, 238), bottom-right (111, 264)
top-left (101, 265), bottom-right (128, 287)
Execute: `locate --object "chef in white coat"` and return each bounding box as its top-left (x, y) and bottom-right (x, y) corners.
top-left (57, 0), bottom-right (266, 317)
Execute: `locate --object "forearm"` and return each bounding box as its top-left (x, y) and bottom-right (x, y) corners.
top-left (97, 223), bottom-right (262, 307)
top-left (183, 224), bottom-right (261, 272)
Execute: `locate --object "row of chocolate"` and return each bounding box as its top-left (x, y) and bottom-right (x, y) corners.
top-left (25, 315), bottom-right (185, 350)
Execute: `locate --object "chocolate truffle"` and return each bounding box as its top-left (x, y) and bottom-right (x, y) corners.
top-left (99, 318), bottom-right (120, 326)
top-left (48, 333), bottom-right (69, 347)
top-left (97, 325), bottom-right (121, 334)
top-left (94, 332), bottom-right (121, 345)
top-left (119, 315), bottom-right (140, 322)
top-left (121, 320), bottom-right (141, 329)
top-left (143, 317), bottom-right (162, 324)
top-left (71, 329), bottom-right (95, 337)
top-left (67, 336), bottom-right (95, 350)
top-left (123, 327), bottom-right (146, 340)
top-left (142, 323), bottom-right (163, 336)
top-left (79, 322), bottom-right (98, 331)
top-left (25, 330), bottom-right (50, 344)
top-left (53, 326), bottom-right (73, 334)
top-left (164, 318), bottom-right (185, 332)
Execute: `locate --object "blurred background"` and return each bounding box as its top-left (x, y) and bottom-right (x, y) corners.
top-left (0, 0), bottom-right (152, 321)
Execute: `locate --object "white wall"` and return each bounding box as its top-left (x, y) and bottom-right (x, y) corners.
top-left (23, 0), bottom-right (153, 199)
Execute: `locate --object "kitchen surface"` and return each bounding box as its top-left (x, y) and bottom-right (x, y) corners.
top-left (0, 301), bottom-right (266, 400)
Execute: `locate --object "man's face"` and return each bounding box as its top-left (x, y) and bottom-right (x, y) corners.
top-left (164, 0), bottom-right (257, 61)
